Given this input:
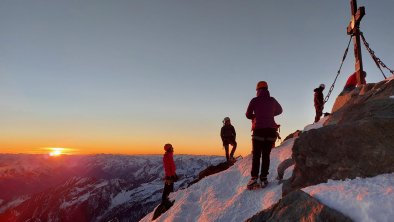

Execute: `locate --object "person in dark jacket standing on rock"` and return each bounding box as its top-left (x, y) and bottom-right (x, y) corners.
top-left (162, 143), bottom-right (178, 204)
top-left (246, 81), bottom-right (282, 189)
top-left (220, 117), bottom-right (237, 163)
top-left (314, 84), bottom-right (325, 123)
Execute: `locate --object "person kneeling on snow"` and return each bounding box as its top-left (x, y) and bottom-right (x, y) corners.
top-left (162, 144), bottom-right (178, 204)
top-left (220, 117), bottom-right (237, 163)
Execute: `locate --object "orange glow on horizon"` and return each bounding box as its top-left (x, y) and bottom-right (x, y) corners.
top-left (0, 131), bottom-right (273, 157)
top-left (49, 148), bottom-right (63, 156)
top-left (0, 143), bottom-right (251, 156)
top-left (40, 147), bottom-right (77, 156)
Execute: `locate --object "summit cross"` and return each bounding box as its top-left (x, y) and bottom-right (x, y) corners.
top-left (346, 0), bottom-right (365, 85)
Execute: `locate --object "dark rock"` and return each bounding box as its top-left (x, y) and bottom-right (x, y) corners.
top-left (245, 190), bottom-right (353, 222)
top-left (198, 161), bottom-right (233, 178)
top-left (188, 161), bottom-right (234, 187)
top-left (281, 179), bottom-right (292, 197)
top-left (330, 81), bottom-right (394, 124)
top-left (282, 130), bottom-right (302, 142)
top-left (285, 79), bottom-right (394, 195)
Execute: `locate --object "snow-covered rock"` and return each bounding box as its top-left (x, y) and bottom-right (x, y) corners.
top-left (246, 190), bottom-right (352, 222)
top-left (303, 173), bottom-right (394, 222)
top-left (285, 78), bottom-right (394, 195)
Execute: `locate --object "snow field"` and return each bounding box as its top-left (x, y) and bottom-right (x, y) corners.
top-left (141, 116), bottom-right (394, 222)
top-left (141, 138), bottom-right (294, 222)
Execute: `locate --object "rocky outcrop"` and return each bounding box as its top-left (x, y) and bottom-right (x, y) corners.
top-left (282, 130), bottom-right (301, 142)
top-left (188, 161), bottom-right (235, 187)
top-left (329, 80), bottom-right (394, 124)
top-left (284, 78), bottom-right (394, 195)
top-left (245, 190), bottom-right (352, 222)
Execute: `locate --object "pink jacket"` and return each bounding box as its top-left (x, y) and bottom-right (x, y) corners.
top-left (163, 152), bottom-right (176, 177)
top-left (246, 89), bottom-right (282, 131)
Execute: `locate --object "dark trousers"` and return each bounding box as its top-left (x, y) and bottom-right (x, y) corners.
top-left (251, 128), bottom-right (277, 179)
top-left (314, 107), bottom-right (323, 123)
top-left (161, 181), bottom-right (174, 203)
top-left (224, 141), bottom-right (237, 161)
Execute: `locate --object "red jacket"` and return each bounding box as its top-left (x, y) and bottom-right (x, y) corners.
top-left (163, 151), bottom-right (176, 177)
top-left (345, 72), bottom-right (366, 88)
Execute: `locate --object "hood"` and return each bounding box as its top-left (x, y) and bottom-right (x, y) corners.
top-left (314, 87), bottom-right (323, 92)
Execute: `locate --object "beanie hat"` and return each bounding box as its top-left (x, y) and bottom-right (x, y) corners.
top-left (164, 143), bottom-right (173, 151)
top-left (319, 84), bottom-right (325, 89)
top-left (256, 81), bottom-right (268, 90)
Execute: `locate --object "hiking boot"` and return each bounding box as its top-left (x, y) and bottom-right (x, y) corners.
top-left (247, 177), bottom-right (259, 189)
top-left (161, 198), bottom-right (174, 207)
top-left (260, 177), bottom-right (268, 187)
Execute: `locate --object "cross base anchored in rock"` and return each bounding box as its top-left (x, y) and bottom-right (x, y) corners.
top-left (347, 0), bottom-right (365, 85)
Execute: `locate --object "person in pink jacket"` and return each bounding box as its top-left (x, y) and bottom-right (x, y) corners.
top-left (162, 143), bottom-right (178, 204)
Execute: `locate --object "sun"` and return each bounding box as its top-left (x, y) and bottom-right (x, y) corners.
top-left (49, 148), bottom-right (64, 157)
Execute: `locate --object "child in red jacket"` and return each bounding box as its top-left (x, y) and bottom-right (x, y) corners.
top-left (162, 144), bottom-right (178, 204)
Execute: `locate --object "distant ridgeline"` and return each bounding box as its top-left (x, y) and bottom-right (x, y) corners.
top-left (0, 154), bottom-right (222, 222)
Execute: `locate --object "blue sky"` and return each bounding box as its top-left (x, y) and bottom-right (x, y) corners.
top-left (1, 0), bottom-right (393, 155)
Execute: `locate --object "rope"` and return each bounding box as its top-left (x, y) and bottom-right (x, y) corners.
top-left (360, 31), bottom-right (394, 79)
top-left (324, 35), bottom-right (353, 104)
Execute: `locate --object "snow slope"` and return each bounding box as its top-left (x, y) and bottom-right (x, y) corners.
top-left (141, 119), bottom-right (394, 222)
top-left (140, 138), bottom-right (295, 222)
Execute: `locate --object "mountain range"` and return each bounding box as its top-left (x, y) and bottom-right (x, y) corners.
top-left (0, 154), bottom-right (223, 222)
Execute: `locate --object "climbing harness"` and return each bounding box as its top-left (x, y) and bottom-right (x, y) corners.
top-left (323, 35), bottom-right (353, 104)
top-left (252, 135), bottom-right (276, 142)
top-left (360, 32), bottom-right (394, 79)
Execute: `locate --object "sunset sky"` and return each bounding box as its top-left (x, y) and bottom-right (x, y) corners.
top-left (1, 0), bottom-right (393, 156)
